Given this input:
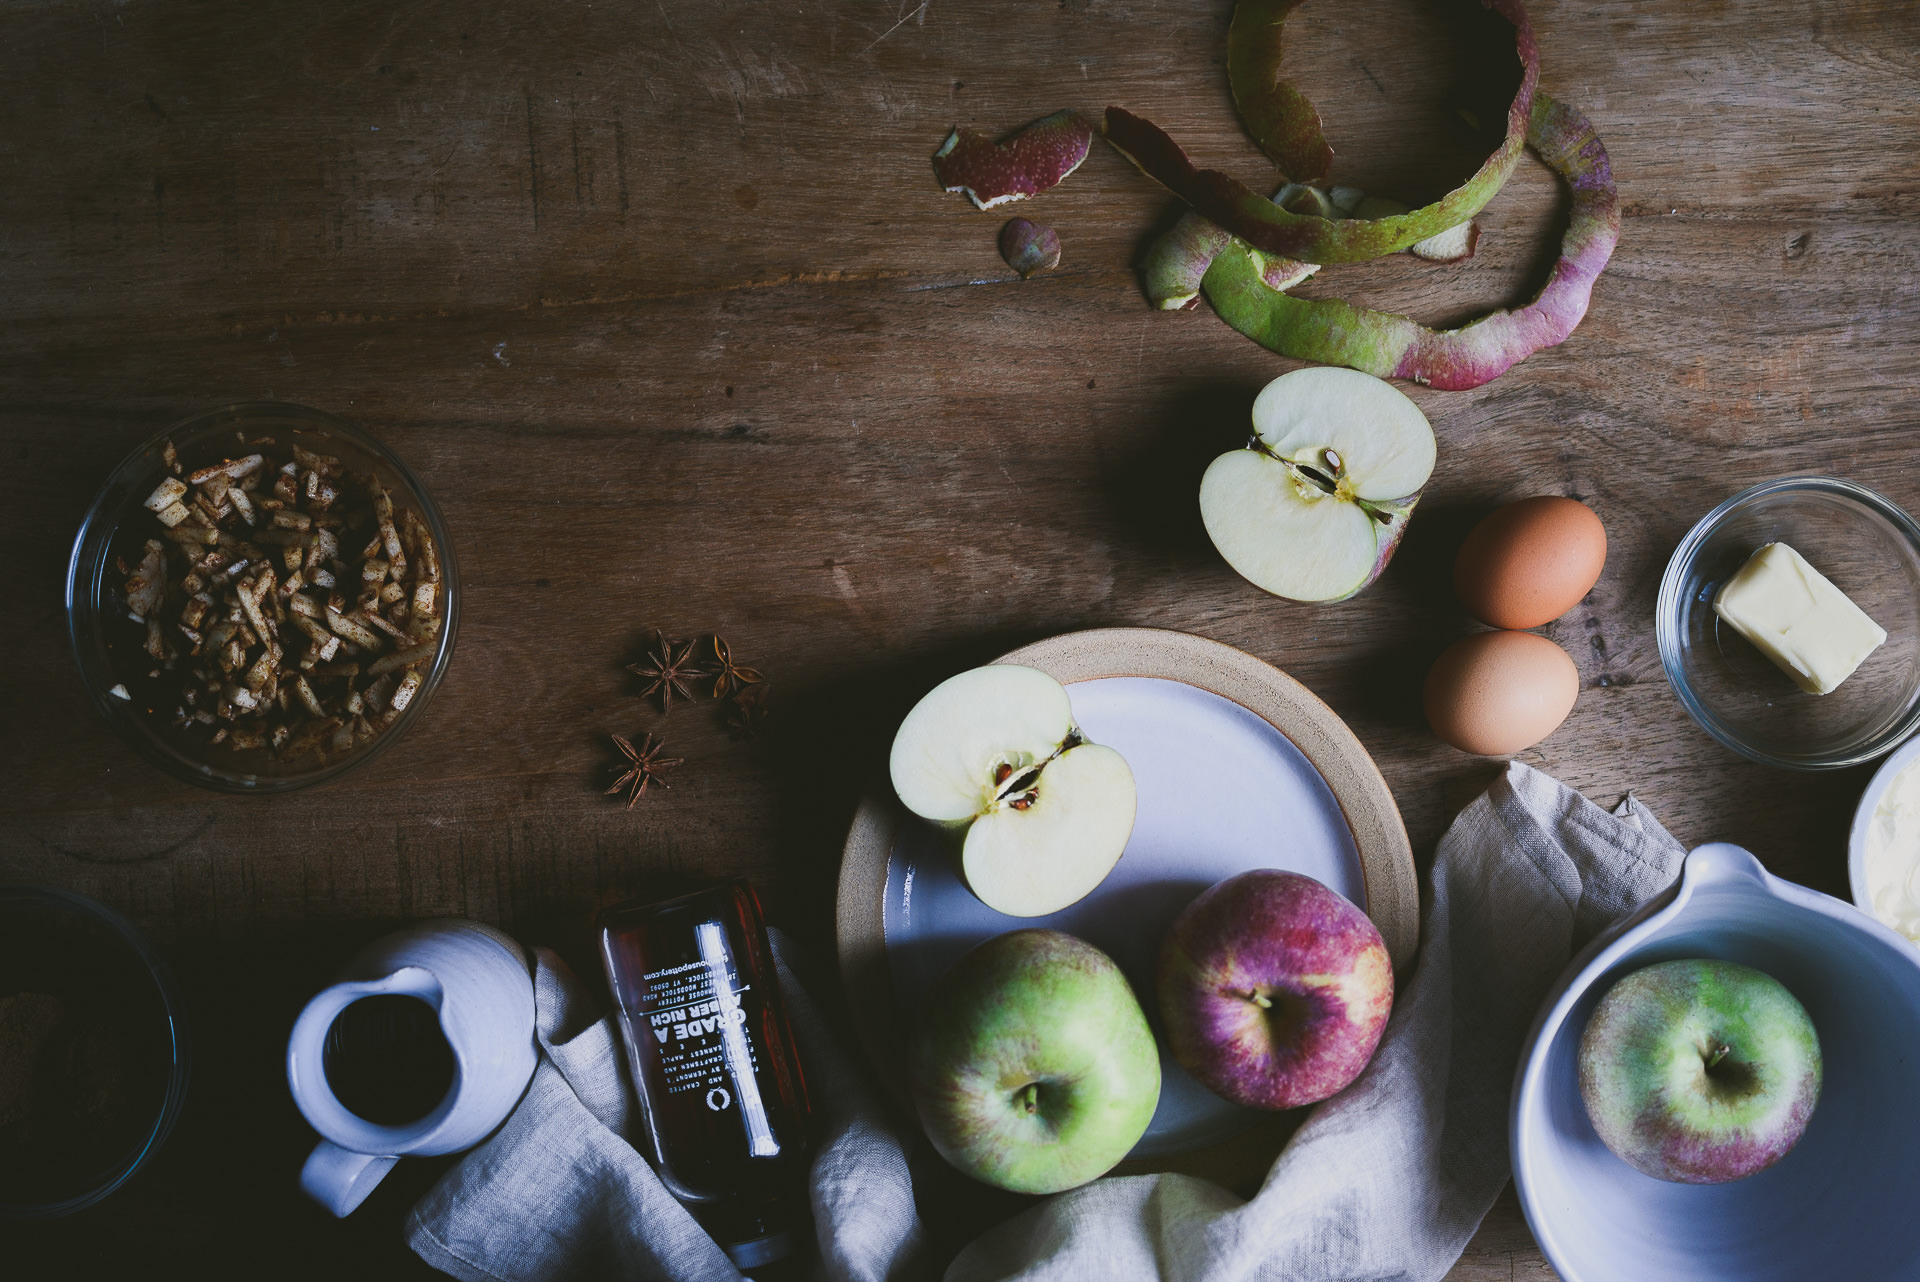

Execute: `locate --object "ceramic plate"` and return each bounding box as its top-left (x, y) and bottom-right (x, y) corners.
top-left (837, 628), bottom-right (1416, 1171)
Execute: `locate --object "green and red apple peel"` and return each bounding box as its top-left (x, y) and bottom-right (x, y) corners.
top-left (932, 110), bottom-right (1095, 210)
top-left (1227, 0), bottom-right (1332, 182)
top-left (1104, 0), bottom-right (1538, 265)
top-left (1199, 93), bottom-right (1620, 390)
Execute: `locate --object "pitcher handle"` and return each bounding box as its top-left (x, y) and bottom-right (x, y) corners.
top-left (301, 1140), bottom-right (400, 1217)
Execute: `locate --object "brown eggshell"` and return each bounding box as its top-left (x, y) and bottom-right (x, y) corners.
top-left (1424, 631), bottom-right (1580, 756)
top-left (1454, 497), bottom-right (1607, 630)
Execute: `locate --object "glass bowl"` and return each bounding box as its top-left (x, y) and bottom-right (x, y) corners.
top-left (0, 886), bottom-right (190, 1219)
top-left (66, 403), bottom-right (459, 793)
top-left (1657, 476), bottom-right (1920, 770)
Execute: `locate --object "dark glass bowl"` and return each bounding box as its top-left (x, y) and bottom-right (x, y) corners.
top-left (0, 887), bottom-right (190, 1218)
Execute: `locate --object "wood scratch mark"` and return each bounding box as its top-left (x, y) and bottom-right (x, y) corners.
top-left (570, 109), bottom-right (587, 206)
top-left (858, 0), bottom-right (929, 56)
top-left (427, 140), bottom-right (464, 180)
top-left (524, 90), bottom-right (542, 229)
top-left (1354, 57), bottom-right (1387, 98)
top-left (613, 115), bottom-right (631, 222)
top-left (45, 812), bottom-right (218, 865)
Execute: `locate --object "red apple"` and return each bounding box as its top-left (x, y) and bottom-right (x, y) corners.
top-left (1157, 869), bottom-right (1393, 1110)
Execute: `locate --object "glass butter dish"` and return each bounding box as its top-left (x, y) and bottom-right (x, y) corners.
top-left (1658, 476), bottom-right (1920, 769)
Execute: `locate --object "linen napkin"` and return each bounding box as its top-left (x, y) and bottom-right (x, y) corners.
top-left (405, 933), bottom-right (934, 1282)
top-left (407, 761), bottom-right (1686, 1282)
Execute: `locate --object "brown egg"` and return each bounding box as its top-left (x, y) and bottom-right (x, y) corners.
top-left (1424, 631), bottom-right (1580, 756)
top-left (1454, 497), bottom-right (1607, 629)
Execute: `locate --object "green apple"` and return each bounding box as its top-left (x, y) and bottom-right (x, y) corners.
top-left (906, 929), bottom-right (1160, 1194)
top-left (1578, 958), bottom-right (1822, 1184)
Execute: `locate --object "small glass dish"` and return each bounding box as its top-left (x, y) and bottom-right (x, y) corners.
top-left (1657, 476), bottom-right (1920, 770)
top-left (65, 403), bottom-right (459, 793)
top-left (0, 886), bottom-right (190, 1219)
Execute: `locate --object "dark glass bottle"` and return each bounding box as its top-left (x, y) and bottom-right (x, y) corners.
top-left (598, 879), bottom-right (811, 1270)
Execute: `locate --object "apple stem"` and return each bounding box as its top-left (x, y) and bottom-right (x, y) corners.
top-left (1019, 1083), bottom-right (1040, 1115)
top-left (1706, 1042), bottom-right (1732, 1070)
top-left (1248, 990), bottom-right (1273, 1009)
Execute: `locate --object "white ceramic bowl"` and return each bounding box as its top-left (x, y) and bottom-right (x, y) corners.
top-left (1847, 732), bottom-right (1920, 935)
top-left (1513, 843), bottom-right (1920, 1281)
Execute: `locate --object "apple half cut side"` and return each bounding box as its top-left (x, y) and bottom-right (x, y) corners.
top-left (1199, 93), bottom-right (1621, 390)
top-left (889, 664), bottom-right (1137, 917)
top-left (1200, 367), bottom-right (1436, 602)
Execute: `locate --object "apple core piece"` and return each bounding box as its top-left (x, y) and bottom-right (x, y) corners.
top-left (1199, 368), bottom-right (1436, 602)
top-left (1577, 958), bottom-right (1822, 1184)
top-left (1712, 542), bottom-right (1887, 695)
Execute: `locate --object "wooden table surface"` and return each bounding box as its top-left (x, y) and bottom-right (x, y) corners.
top-left (5, 0), bottom-right (1917, 1275)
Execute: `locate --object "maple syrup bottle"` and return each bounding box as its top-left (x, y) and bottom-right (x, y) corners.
top-left (598, 879), bottom-right (812, 1272)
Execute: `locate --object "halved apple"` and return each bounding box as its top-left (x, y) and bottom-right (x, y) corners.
top-left (889, 664), bottom-right (1136, 917)
top-left (1200, 368), bottom-right (1436, 602)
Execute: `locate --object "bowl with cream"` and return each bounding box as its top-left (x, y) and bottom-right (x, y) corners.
top-left (1657, 476), bottom-right (1920, 770)
top-left (1849, 734), bottom-right (1920, 943)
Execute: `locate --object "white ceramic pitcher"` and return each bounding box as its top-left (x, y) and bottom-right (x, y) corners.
top-left (287, 919), bottom-right (537, 1216)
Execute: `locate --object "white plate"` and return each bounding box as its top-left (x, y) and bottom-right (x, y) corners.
top-left (838, 628), bottom-right (1416, 1168)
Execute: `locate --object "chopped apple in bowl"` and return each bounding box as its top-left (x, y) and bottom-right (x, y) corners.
top-left (889, 664), bottom-right (1136, 917)
top-left (1200, 367), bottom-right (1436, 603)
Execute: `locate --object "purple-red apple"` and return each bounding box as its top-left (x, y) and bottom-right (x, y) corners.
top-left (1199, 368), bottom-right (1436, 603)
top-left (1156, 869), bottom-right (1393, 1110)
top-left (1578, 958), bottom-right (1822, 1184)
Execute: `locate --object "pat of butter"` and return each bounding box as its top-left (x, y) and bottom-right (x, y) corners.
top-left (1712, 542), bottom-right (1886, 695)
top-left (1866, 755), bottom-right (1920, 944)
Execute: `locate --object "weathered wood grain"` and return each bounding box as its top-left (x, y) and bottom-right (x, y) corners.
top-left (4, 0), bottom-right (1919, 1275)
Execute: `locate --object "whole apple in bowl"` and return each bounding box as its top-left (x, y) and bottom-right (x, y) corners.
top-left (906, 929), bottom-right (1160, 1194)
top-left (1578, 958), bottom-right (1821, 1184)
top-left (1513, 842), bottom-right (1920, 1282)
top-left (1157, 869), bottom-right (1393, 1110)
top-left (1199, 368), bottom-right (1436, 603)
top-left (890, 664), bottom-right (1137, 917)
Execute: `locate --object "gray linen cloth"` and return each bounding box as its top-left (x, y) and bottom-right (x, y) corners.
top-left (408, 761), bottom-right (1686, 1282)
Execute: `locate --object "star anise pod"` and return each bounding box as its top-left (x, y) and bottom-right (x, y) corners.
top-left (627, 631), bottom-right (700, 713)
top-left (606, 732), bottom-right (683, 808)
top-left (698, 634), bottom-right (765, 700)
top-left (724, 682), bottom-right (771, 741)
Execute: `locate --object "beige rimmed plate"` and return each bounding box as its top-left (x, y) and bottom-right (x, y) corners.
top-left (836, 627), bottom-right (1416, 1182)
